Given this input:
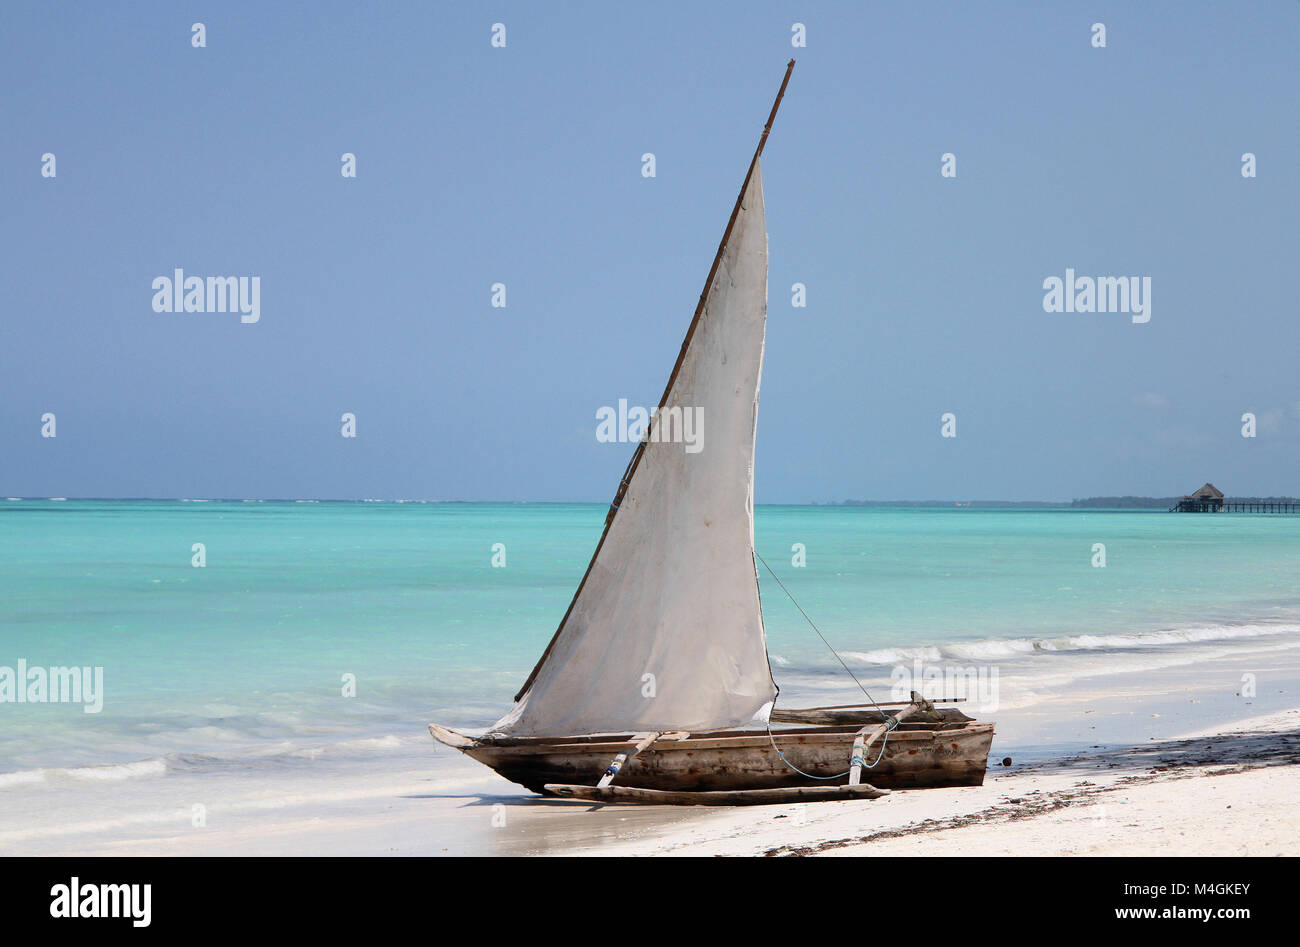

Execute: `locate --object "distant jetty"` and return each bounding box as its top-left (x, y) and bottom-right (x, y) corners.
top-left (827, 491), bottom-right (1300, 511)
top-left (1170, 482), bottom-right (1300, 514)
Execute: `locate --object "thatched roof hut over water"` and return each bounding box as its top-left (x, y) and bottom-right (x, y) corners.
top-left (1172, 483), bottom-right (1225, 512)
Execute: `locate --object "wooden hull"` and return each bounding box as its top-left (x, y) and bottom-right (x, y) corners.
top-left (430, 717), bottom-right (994, 799)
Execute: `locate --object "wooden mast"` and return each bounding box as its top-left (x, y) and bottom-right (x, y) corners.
top-left (514, 60), bottom-right (796, 702)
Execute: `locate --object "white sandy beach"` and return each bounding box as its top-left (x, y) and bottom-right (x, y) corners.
top-left (573, 707), bottom-right (1300, 857)
top-left (8, 642), bottom-right (1298, 858)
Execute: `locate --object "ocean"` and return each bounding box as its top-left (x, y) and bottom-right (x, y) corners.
top-left (2, 499), bottom-right (1299, 851)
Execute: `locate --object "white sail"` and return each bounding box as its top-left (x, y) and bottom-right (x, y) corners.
top-left (491, 160), bottom-right (775, 737)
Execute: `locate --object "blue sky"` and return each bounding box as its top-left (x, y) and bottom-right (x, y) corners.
top-left (3, 2), bottom-right (1297, 502)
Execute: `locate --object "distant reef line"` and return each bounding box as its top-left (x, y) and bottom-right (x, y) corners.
top-left (828, 496), bottom-right (1300, 509)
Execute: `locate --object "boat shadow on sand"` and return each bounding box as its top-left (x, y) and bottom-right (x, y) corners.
top-left (397, 792), bottom-right (619, 808)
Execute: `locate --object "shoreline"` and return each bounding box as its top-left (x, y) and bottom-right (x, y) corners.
top-left (8, 643), bottom-right (1299, 857)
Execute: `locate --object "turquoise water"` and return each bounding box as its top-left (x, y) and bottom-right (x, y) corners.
top-left (2, 499), bottom-right (1299, 778)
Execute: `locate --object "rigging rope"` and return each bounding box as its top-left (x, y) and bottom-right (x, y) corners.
top-left (754, 551), bottom-right (898, 775)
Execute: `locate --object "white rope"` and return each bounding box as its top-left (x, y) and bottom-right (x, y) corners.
top-left (764, 689), bottom-right (899, 778)
top-left (754, 551), bottom-right (899, 777)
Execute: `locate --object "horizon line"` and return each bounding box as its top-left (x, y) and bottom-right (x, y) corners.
top-left (7, 495), bottom-right (1285, 506)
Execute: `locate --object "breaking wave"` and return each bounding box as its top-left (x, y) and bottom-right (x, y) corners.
top-left (0, 733), bottom-right (415, 790)
top-left (0, 758), bottom-right (167, 789)
top-left (843, 620), bottom-right (1300, 666)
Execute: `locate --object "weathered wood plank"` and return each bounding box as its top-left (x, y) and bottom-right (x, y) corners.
top-left (771, 706), bottom-right (974, 726)
top-left (544, 782), bottom-right (889, 806)
top-left (779, 698), bottom-right (968, 711)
